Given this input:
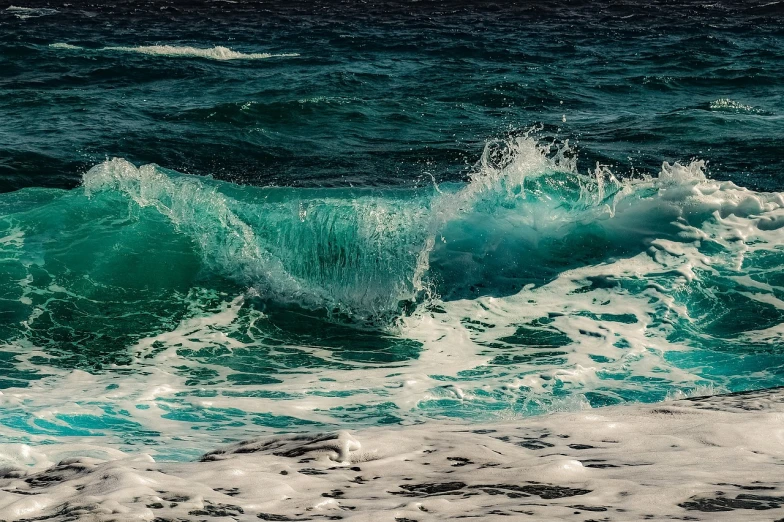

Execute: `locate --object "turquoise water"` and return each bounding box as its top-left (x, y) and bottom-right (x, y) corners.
top-left (1, 1), bottom-right (784, 460)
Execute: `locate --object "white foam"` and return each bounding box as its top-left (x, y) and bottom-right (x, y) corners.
top-left (49, 43), bottom-right (299, 60)
top-left (47, 43), bottom-right (80, 50)
top-left (1, 388), bottom-right (782, 520)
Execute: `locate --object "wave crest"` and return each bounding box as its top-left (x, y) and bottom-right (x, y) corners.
top-left (82, 135), bottom-right (784, 321)
top-left (708, 98), bottom-right (769, 114)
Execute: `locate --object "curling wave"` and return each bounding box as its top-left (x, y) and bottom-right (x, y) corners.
top-left (78, 135), bottom-right (784, 323)
top-left (4, 134), bottom-right (784, 453)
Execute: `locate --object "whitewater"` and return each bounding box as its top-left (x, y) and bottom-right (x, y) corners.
top-left (4, 135), bottom-right (784, 455)
top-left (3, 116), bottom-right (784, 522)
top-left (2, 387), bottom-right (784, 521)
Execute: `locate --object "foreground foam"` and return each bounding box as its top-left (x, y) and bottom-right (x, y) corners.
top-left (49, 43), bottom-right (300, 60)
top-left (2, 388), bottom-right (783, 521)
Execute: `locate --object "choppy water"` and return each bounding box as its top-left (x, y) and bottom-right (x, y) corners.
top-left (1, 0), bottom-right (784, 461)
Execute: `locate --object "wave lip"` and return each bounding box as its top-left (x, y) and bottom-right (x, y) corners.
top-left (49, 43), bottom-right (300, 61)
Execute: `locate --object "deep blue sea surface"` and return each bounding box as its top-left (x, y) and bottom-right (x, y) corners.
top-left (1, 0), bottom-right (783, 460)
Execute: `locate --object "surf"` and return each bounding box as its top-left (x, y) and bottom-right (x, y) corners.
top-left (4, 135), bottom-right (784, 457)
top-left (75, 134), bottom-right (784, 321)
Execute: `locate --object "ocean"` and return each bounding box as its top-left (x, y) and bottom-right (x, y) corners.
top-left (1, 1), bottom-right (784, 520)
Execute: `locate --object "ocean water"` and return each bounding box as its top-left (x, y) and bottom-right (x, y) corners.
top-left (1, 0), bottom-right (784, 468)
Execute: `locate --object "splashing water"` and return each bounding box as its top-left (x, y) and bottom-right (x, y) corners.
top-left (2, 135), bottom-right (784, 459)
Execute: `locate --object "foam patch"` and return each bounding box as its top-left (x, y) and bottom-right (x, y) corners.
top-left (2, 387), bottom-right (783, 521)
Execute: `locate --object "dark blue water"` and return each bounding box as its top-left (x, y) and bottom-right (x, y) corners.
top-left (1, 1), bottom-right (784, 459)
top-left (2, 1), bottom-right (782, 192)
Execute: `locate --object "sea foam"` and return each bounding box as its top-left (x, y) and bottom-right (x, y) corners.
top-left (709, 98), bottom-right (765, 113)
top-left (1, 387), bottom-right (783, 520)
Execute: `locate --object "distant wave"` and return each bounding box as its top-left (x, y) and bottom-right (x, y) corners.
top-left (49, 43), bottom-right (80, 50)
top-left (6, 6), bottom-right (58, 19)
top-left (49, 43), bottom-right (299, 61)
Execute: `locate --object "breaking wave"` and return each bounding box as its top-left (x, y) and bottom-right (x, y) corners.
top-left (5, 134), bottom-right (784, 455)
top-left (77, 135), bottom-right (784, 323)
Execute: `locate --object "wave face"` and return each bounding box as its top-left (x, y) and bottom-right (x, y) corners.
top-left (82, 158), bottom-right (434, 321)
top-left (4, 136), bottom-right (784, 458)
top-left (78, 135), bottom-right (784, 319)
top-left (49, 43), bottom-right (299, 60)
